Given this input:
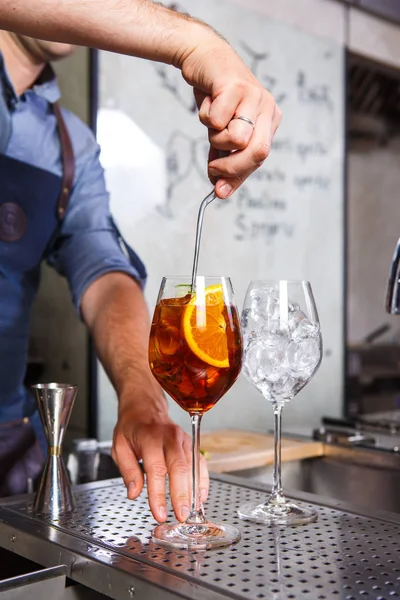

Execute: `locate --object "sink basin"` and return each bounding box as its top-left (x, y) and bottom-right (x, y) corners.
top-left (230, 445), bottom-right (400, 514)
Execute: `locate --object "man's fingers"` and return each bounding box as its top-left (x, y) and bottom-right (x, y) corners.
top-left (226, 95), bottom-right (276, 161)
top-left (205, 84), bottom-right (248, 131)
top-left (200, 84), bottom-right (279, 196)
top-left (208, 119), bottom-right (253, 152)
top-left (207, 146), bottom-right (220, 185)
top-left (211, 106), bottom-right (276, 198)
top-left (208, 89), bottom-right (262, 151)
top-left (213, 166), bottom-right (254, 198)
top-left (141, 446), bottom-right (169, 523)
top-left (165, 436), bottom-right (191, 523)
top-left (113, 422), bottom-right (210, 525)
top-left (112, 435), bottom-right (144, 500)
top-left (193, 88), bottom-right (208, 111)
top-left (272, 102), bottom-right (282, 136)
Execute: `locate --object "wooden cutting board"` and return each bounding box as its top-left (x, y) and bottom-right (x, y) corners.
top-left (200, 429), bottom-right (324, 473)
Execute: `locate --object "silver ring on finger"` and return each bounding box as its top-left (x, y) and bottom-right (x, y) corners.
top-left (231, 115), bottom-right (256, 128)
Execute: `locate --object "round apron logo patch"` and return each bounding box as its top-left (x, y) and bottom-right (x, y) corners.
top-left (0, 203), bottom-right (27, 242)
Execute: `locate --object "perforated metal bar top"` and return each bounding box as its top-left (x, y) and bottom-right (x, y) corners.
top-left (1, 477), bottom-right (400, 600)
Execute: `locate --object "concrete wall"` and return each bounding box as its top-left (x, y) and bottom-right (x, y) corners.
top-left (231, 0), bottom-right (400, 69)
top-left (230, 0), bottom-right (347, 45)
top-left (29, 48), bottom-right (91, 442)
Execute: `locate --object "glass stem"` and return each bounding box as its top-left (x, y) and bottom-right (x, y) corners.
top-left (270, 402), bottom-right (286, 506)
top-left (187, 414), bottom-right (206, 524)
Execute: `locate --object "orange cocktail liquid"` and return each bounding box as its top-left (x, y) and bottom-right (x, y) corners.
top-left (149, 295), bottom-right (242, 414)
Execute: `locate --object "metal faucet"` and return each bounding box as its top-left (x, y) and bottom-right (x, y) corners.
top-left (386, 237), bottom-right (400, 314)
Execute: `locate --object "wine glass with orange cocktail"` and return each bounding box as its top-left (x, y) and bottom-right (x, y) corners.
top-left (149, 276), bottom-right (243, 550)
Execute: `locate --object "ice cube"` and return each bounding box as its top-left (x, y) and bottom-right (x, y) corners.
top-left (160, 303), bottom-right (182, 328)
top-left (241, 307), bottom-right (261, 343)
top-left (257, 379), bottom-right (272, 399)
top-left (183, 353), bottom-right (208, 398)
top-left (157, 323), bottom-right (181, 356)
top-left (244, 338), bottom-right (288, 385)
top-left (288, 301), bottom-right (300, 313)
top-left (205, 366), bottom-right (221, 390)
top-left (288, 309), bottom-right (307, 334)
top-left (249, 288), bottom-right (279, 323)
top-left (250, 285), bottom-right (277, 300)
top-left (243, 340), bottom-right (262, 385)
top-left (292, 318), bottom-right (320, 340)
top-left (271, 375), bottom-right (298, 400)
top-left (184, 352), bottom-right (207, 381)
top-left (286, 338), bottom-right (321, 378)
top-left (262, 329), bottom-right (289, 349)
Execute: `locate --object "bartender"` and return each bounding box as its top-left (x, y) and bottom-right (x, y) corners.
top-left (0, 30), bottom-right (209, 525)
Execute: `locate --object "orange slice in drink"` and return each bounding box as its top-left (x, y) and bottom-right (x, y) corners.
top-left (182, 284), bottom-right (229, 368)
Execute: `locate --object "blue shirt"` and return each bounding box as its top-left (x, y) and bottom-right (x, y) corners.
top-left (0, 55), bottom-right (146, 434)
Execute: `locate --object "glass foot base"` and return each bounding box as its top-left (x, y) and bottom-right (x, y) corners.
top-left (238, 500), bottom-right (318, 526)
top-left (152, 521), bottom-right (241, 550)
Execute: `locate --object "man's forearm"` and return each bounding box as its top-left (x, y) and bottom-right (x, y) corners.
top-left (81, 271), bottom-right (168, 421)
top-left (0, 0), bottom-right (219, 68)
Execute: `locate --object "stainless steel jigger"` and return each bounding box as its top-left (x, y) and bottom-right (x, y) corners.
top-left (31, 383), bottom-right (78, 517)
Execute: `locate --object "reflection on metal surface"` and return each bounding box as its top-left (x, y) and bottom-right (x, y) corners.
top-left (0, 478), bottom-right (398, 599)
top-left (0, 565), bottom-right (66, 599)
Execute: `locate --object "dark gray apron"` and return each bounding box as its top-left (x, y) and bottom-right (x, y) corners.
top-left (0, 103), bottom-right (74, 459)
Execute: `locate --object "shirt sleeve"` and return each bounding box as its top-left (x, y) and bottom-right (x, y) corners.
top-left (46, 124), bottom-right (147, 314)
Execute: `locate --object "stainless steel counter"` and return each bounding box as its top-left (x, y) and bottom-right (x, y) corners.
top-left (0, 475), bottom-right (399, 599)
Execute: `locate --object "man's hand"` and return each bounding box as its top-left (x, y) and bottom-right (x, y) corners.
top-left (112, 405), bottom-right (209, 523)
top-left (180, 32), bottom-right (282, 199)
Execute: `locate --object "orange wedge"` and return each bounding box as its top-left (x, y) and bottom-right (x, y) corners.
top-left (182, 284), bottom-right (229, 368)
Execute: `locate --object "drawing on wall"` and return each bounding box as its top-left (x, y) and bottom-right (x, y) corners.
top-left (240, 42), bottom-right (287, 105)
top-left (153, 64), bottom-right (198, 114)
top-left (159, 131), bottom-right (209, 217)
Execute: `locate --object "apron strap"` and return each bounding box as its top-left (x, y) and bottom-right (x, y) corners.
top-left (52, 103), bottom-right (75, 221)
